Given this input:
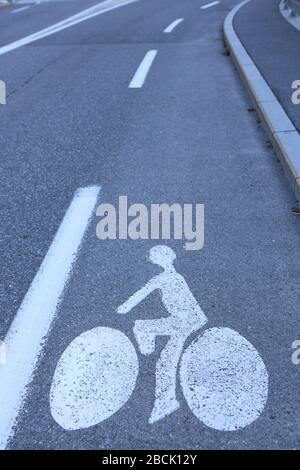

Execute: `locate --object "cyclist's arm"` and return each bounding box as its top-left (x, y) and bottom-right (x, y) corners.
top-left (117, 277), bottom-right (158, 314)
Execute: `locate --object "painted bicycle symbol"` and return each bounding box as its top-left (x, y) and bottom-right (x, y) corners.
top-left (50, 246), bottom-right (268, 432)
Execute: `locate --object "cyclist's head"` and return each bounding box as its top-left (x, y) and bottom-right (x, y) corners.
top-left (148, 245), bottom-right (176, 268)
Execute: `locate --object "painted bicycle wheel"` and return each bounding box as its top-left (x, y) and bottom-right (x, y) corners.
top-left (50, 327), bottom-right (139, 430)
top-left (180, 327), bottom-right (268, 431)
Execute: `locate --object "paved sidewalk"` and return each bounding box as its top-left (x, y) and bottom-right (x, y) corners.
top-left (234, 0), bottom-right (300, 132)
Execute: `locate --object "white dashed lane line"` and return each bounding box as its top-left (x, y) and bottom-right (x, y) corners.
top-left (129, 50), bottom-right (158, 89)
top-left (201, 1), bottom-right (220, 9)
top-left (163, 18), bottom-right (184, 33)
top-left (11, 6), bottom-right (30, 13)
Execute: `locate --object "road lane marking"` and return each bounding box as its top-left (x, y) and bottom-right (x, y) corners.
top-left (201, 1), bottom-right (220, 9)
top-left (50, 245), bottom-right (268, 431)
top-left (50, 328), bottom-right (139, 430)
top-left (0, 186), bottom-right (100, 450)
top-left (0, 0), bottom-right (138, 56)
top-left (180, 327), bottom-right (268, 431)
top-left (129, 50), bottom-right (157, 89)
top-left (12, 6), bottom-right (30, 13)
top-left (163, 18), bottom-right (183, 33)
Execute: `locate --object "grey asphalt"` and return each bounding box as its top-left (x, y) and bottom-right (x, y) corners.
top-left (1, 0), bottom-right (300, 450)
top-left (234, 0), bottom-right (300, 132)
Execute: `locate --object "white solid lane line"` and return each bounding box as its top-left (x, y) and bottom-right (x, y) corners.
top-left (163, 18), bottom-right (184, 33)
top-left (0, 186), bottom-right (101, 450)
top-left (129, 50), bottom-right (157, 89)
top-left (201, 1), bottom-right (220, 9)
top-left (12, 6), bottom-right (30, 13)
top-left (0, 0), bottom-right (138, 56)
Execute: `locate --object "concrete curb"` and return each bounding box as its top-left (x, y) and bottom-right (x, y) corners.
top-left (224, 0), bottom-right (300, 201)
top-left (280, 0), bottom-right (300, 32)
top-left (287, 0), bottom-right (300, 15)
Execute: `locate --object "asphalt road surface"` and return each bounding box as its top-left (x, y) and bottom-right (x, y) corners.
top-left (0, 0), bottom-right (300, 450)
top-left (235, 0), bottom-right (300, 133)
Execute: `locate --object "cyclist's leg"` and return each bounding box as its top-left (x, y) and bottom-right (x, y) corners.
top-left (149, 335), bottom-right (186, 424)
top-left (133, 318), bottom-right (173, 355)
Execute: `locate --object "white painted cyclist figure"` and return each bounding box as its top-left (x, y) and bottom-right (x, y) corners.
top-left (117, 245), bottom-right (208, 423)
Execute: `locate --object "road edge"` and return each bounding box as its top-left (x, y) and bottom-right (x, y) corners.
top-left (224, 0), bottom-right (300, 201)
